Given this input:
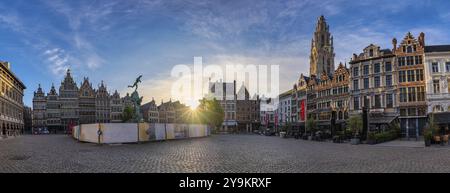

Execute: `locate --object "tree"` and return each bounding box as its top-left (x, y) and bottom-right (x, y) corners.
top-left (122, 105), bottom-right (134, 123)
top-left (198, 98), bottom-right (225, 132)
top-left (428, 114), bottom-right (440, 135)
top-left (306, 117), bottom-right (317, 136)
top-left (347, 115), bottom-right (363, 138)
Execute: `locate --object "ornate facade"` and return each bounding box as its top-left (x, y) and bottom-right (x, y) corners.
top-left (394, 32), bottom-right (427, 138)
top-left (0, 61), bottom-right (26, 138)
top-left (349, 44), bottom-right (398, 131)
top-left (46, 84), bottom-right (60, 131)
top-left (59, 69), bottom-right (79, 131)
top-left (96, 81), bottom-right (110, 123)
top-left (33, 70), bottom-right (123, 131)
top-left (110, 90), bottom-right (123, 123)
top-left (32, 84), bottom-right (46, 130)
top-left (292, 74), bottom-right (309, 127)
top-left (424, 45), bottom-right (450, 113)
top-left (79, 78), bottom-right (96, 124)
top-left (313, 63), bottom-right (350, 132)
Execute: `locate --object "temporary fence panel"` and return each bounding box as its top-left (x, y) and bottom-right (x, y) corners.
top-left (73, 123), bottom-right (209, 143)
top-left (138, 122), bottom-right (150, 142)
top-left (174, 124), bottom-right (189, 139)
top-left (80, 124), bottom-right (100, 143)
top-left (154, 123), bottom-right (166, 140)
top-left (102, 123), bottom-right (137, 144)
top-left (165, 124), bottom-right (175, 140)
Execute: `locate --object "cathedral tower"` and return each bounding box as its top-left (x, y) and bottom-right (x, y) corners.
top-left (309, 15), bottom-right (335, 76)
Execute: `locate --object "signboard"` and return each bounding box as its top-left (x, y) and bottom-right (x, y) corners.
top-left (300, 100), bottom-right (306, 121)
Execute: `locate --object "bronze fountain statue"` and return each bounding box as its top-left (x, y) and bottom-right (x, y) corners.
top-left (128, 75), bottom-right (144, 122)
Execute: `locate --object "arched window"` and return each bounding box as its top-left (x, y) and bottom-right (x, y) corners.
top-left (433, 105), bottom-right (444, 113)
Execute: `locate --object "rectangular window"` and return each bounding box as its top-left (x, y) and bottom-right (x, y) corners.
top-left (364, 65), bottom-right (369, 75)
top-left (432, 62), bottom-right (439, 73)
top-left (400, 88), bottom-right (407, 102)
top-left (385, 62), bottom-right (392, 72)
top-left (416, 69), bottom-right (424, 81)
top-left (353, 67), bottom-right (359, 77)
top-left (386, 94), bottom-right (393, 108)
top-left (386, 75), bottom-right (392, 86)
top-left (408, 87), bottom-right (416, 102)
top-left (374, 76), bottom-right (380, 88)
top-left (374, 63), bottom-right (380, 73)
top-left (407, 56), bottom-right (414, 66)
top-left (399, 57), bottom-right (405, 66)
top-left (353, 80), bottom-right (359, 90)
top-left (407, 70), bottom-right (415, 82)
top-left (415, 55), bottom-right (422, 65)
top-left (399, 71), bottom-right (406, 83)
top-left (417, 86), bottom-right (425, 101)
top-left (353, 97), bottom-right (359, 110)
top-left (433, 80), bottom-right (440, 94)
top-left (446, 62), bottom-right (450, 72)
top-left (364, 78), bottom-right (369, 89)
top-left (374, 95), bottom-right (381, 108)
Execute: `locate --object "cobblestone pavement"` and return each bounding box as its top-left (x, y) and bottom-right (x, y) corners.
top-left (1, 134), bottom-right (450, 173)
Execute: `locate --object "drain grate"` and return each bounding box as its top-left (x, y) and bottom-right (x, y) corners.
top-left (9, 155), bottom-right (31, 161)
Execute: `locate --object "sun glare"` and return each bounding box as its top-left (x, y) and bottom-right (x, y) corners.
top-left (188, 100), bottom-right (199, 111)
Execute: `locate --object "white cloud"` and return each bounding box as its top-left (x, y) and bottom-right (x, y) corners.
top-left (44, 48), bottom-right (70, 76)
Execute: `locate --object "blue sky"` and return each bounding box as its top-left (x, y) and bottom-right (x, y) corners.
top-left (1, 0), bottom-right (450, 107)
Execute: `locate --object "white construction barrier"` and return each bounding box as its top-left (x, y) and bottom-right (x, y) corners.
top-left (73, 123), bottom-right (210, 144)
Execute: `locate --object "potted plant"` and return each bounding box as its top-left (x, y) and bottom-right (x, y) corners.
top-left (306, 118), bottom-right (317, 141)
top-left (367, 132), bottom-right (376, 145)
top-left (424, 127), bottom-right (432, 147)
top-left (428, 114), bottom-right (440, 145)
top-left (332, 135), bottom-right (340, 143)
top-left (347, 115), bottom-right (363, 145)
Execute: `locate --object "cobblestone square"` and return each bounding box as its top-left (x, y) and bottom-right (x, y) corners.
top-left (1, 134), bottom-right (450, 173)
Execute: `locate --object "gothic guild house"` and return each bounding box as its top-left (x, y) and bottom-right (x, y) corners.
top-left (32, 69), bottom-right (123, 132)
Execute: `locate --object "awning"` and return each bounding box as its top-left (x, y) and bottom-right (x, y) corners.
top-left (432, 112), bottom-right (450, 124)
top-left (369, 115), bottom-right (398, 124)
top-left (222, 121), bottom-right (237, 126)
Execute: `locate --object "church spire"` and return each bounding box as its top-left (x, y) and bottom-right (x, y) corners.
top-left (309, 15), bottom-right (335, 77)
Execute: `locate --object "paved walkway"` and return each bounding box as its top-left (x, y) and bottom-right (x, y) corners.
top-left (3, 135), bottom-right (450, 173)
top-left (375, 139), bottom-right (425, 148)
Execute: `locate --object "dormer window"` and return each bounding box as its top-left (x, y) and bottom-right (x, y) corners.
top-left (369, 49), bottom-right (374, 57)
